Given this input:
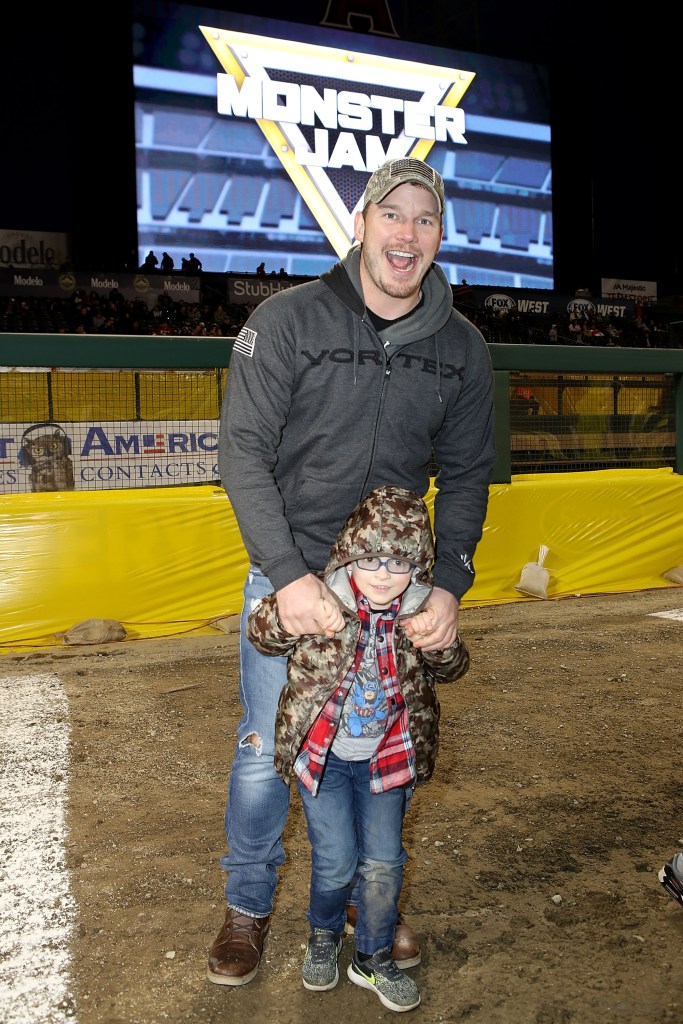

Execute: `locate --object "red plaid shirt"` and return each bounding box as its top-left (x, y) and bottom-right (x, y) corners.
top-left (294, 582), bottom-right (416, 795)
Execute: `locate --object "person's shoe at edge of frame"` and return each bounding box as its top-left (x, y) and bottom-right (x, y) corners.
top-left (658, 852), bottom-right (683, 907)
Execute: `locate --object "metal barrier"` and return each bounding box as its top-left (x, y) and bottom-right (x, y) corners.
top-left (1, 335), bottom-right (682, 486)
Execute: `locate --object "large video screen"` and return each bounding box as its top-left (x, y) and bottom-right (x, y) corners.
top-left (132, 3), bottom-right (552, 287)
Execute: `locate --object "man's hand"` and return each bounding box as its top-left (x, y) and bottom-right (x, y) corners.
top-left (403, 586), bottom-right (459, 651)
top-left (276, 574), bottom-right (344, 637)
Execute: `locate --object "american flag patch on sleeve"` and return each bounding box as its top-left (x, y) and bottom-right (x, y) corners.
top-left (234, 327), bottom-right (257, 357)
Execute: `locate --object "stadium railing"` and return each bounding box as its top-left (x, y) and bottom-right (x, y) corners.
top-left (1, 334), bottom-right (682, 485)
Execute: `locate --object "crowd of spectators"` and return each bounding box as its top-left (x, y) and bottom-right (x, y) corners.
top-left (457, 300), bottom-right (678, 349)
top-left (1, 278), bottom-right (680, 348)
top-left (139, 250), bottom-right (204, 274)
top-left (0, 291), bottom-right (251, 338)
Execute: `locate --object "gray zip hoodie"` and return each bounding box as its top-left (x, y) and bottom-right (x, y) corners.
top-left (219, 244), bottom-right (496, 600)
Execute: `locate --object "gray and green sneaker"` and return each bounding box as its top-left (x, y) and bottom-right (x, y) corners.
top-left (347, 948), bottom-right (420, 1012)
top-left (302, 928), bottom-right (343, 991)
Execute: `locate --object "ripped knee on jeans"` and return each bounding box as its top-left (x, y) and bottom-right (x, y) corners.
top-left (239, 731), bottom-right (263, 755)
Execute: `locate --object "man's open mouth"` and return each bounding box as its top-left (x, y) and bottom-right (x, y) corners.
top-left (386, 250), bottom-right (418, 272)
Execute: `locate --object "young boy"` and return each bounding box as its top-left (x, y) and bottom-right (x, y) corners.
top-left (247, 485), bottom-right (470, 1012)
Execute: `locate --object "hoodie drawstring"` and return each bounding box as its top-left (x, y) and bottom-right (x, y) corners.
top-left (434, 336), bottom-right (443, 403)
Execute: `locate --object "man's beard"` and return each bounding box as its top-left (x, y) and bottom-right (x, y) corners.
top-left (362, 249), bottom-right (424, 301)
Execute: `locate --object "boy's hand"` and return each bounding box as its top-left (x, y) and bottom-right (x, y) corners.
top-left (403, 587), bottom-right (459, 650)
top-left (276, 574), bottom-right (344, 637)
top-left (405, 607), bottom-right (436, 638)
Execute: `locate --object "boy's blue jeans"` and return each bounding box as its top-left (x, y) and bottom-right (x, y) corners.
top-left (297, 751), bottom-right (411, 956)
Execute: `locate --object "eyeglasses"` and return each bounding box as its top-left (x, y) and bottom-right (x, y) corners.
top-left (355, 557), bottom-right (414, 575)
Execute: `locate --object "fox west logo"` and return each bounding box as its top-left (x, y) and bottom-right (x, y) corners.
top-left (484, 293), bottom-right (517, 312)
top-left (200, 26), bottom-right (475, 257)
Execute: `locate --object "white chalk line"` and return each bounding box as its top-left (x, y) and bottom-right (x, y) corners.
top-left (0, 673), bottom-right (76, 1023)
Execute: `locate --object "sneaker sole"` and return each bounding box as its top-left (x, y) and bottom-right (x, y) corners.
top-left (658, 865), bottom-right (683, 906)
top-left (302, 967), bottom-right (339, 992)
top-left (347, 962), bottom-right (420, 1012)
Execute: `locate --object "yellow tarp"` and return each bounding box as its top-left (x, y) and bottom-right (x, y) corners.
top-left (1, 469), bottom-right (682, 651)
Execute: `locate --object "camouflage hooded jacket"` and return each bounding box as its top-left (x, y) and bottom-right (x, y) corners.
top-left (246, 485), bottom-right (470, 786)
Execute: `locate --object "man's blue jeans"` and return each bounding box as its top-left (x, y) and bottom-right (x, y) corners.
top-left (297, 751), bottom-right (411, 955)
top-left (221, 567), bottom-right (290, 917)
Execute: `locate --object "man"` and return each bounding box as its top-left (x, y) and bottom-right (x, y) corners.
top-left (140, 250), bottom-right (158, 272)
top-left (211, 157), bottom-right (496, 986)
top-left (182, 252), bottom-right (203, 273)
top-left (510, 385), bottom-right (540, 425)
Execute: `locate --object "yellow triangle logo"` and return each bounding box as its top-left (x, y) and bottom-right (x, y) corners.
top-left (200, 27), bottom-right (475, 257)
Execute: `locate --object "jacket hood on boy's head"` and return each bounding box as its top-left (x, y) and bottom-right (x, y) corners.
top-left (325, 485), bottom-right (434, 574)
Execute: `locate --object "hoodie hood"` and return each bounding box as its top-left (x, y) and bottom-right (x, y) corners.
top-left (321, 244), bottom-right (455, 346)
top-left (320, 244), bottom-right (455, 399)
top-left (324, 485), bottom-right (434, 616)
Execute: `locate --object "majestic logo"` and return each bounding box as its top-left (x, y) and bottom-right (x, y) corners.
top-left (200, 27), bottom-right (475, 257)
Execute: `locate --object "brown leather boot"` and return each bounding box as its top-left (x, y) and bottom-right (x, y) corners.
top-left (207, 908), bottom-right (271, 986)
top-left (345, 904), bottom-right (421, 969)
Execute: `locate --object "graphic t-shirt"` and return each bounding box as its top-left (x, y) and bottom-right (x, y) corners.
top-left (294, 585), bottom-right (414, 795)
top-left (332, 610), bottom-right (387, 761)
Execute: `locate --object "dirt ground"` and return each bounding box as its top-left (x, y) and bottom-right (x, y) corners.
top-left (5, 588), bottom-right (683, 1024)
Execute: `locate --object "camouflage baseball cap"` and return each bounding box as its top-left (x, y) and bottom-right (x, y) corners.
top-left (362, 158), bottom-right (444, 216)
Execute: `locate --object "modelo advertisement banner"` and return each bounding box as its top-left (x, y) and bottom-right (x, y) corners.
top-left (468, 286), bottom-right (634, 319)
top-left (0, 269), bottom-right (201, 309)
top-left (0, 229), bottom-right (70, 270)
top-left (0, 419), bottom-right (218, 494)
